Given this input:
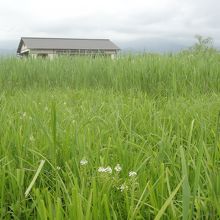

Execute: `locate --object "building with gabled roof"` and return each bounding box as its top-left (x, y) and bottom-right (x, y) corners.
top-left (17, 37), bottom-right (120, 58)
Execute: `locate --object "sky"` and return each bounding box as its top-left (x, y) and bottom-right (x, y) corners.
top-left (0, 0), bottom-right (220, 53)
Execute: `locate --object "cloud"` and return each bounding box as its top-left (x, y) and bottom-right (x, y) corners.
top-left (0, 0), bottom-right (220, 52)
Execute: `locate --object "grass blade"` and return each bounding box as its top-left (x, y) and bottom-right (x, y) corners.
top-left (25, 160), bottom-right (45, 197)
top-left (180, 146), bottom-right (191, 220)
top-left (155, 178), bottom-right (184, 220)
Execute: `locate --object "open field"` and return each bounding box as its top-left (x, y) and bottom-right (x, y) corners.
top-left (0, 54), bottom-right (220, 219)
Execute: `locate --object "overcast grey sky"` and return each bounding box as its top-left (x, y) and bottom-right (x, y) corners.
top-left (0, 0), bottom-right (220, 52)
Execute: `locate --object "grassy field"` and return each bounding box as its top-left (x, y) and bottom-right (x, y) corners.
top-left (0, 53), bottom-right (220, 219)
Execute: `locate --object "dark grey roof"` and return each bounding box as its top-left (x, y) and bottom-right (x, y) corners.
top-left (17, 37), bottom-right (120, 53)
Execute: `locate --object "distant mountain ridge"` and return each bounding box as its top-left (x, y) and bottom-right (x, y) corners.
top-left (0, 48), bottom-right (16, 56)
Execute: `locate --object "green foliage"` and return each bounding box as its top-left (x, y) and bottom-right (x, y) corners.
top-left (0, 54), bottom-right (220, 219)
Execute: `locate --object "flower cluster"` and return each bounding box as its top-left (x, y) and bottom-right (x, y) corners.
top-left (129, 171), bottom-right (137, 177)
top-left (98, 166), bottom-right (112, 174)
top-left (97, 163), bottom-right (123, 174)
top-left (119, 183), bottom-right (128, 192)
top-left (79, 158), bottom-right (138, 192)
top-left (80, 159), bottom-right (88, 166)
top-left (114, 164), bottom-right (122, 172)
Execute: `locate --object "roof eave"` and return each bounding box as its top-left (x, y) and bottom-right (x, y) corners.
top-left (17, 38), bottom-right (24, 54)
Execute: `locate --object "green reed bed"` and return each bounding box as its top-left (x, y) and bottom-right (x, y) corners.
top-left (0, 53), bottom-right (220, 95)
top-left (0, 54), bottom-right (220, 219)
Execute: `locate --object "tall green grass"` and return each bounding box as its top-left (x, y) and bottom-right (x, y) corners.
top-left (0, 53), bottom-right (220, 96)
top-left (0, 54), bottom-right (220, 219)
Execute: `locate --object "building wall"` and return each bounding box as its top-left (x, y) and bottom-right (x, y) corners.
top-left (31, 49), bottom-right (55, 54)
top-left (28, 49), bottom-right (118, 58)
top-left (21, 43), bottom-right (28, 52)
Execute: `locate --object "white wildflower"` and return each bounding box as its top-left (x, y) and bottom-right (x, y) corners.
top-left (98, 166), bottom-right (112, 174)
top-left (56, 166), bottom-right (61, 170)
top-left (114, 164), bottom-right (122, 172)
top-left (129, 171), bottom-right (137, 177)
top-left (80, 159), bottom-right (88, 166)
top-left (98, 167), bottom-right (106, 172)
top-left (120, 183), bottom-right (128, 192)
top-left (105, 166), bottom-right (112, 174)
